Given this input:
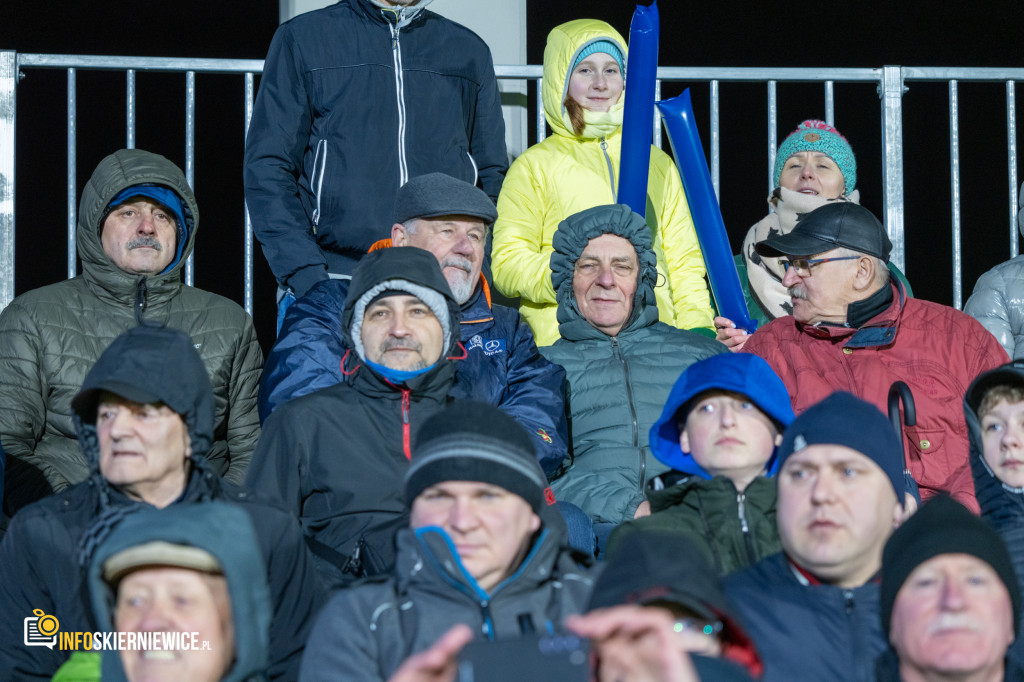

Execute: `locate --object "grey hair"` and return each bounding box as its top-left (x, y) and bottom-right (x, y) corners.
top-left (831, 247), bottom-right (889, 287)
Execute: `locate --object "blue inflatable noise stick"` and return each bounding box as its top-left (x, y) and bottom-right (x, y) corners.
top-left (617, 1), bottom-right (659, 217)
top-left (657, 90), bottom-right (757, 333)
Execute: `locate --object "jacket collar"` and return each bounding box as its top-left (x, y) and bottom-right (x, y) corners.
top-left (796, 277), bottom-right (905, 349)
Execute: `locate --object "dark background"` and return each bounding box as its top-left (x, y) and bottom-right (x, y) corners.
top-left (3, 0), bottom-right (1023, 350)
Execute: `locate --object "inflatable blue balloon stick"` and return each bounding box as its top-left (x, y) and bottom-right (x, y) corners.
top-left (657, 89), bottom-right (757, 333)
top-left (617, 1), bottom-right (659, 217)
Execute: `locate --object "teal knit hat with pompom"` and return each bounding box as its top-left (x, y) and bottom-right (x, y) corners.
top-left (773, 120), bottom-right (856, 194)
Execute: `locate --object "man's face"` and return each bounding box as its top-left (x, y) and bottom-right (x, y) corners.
top-left (101, 197), bottom-right (179, 275)
top-left (779, 248), bottom-right (861, 325)
top-left (392, 216), bottom-right (486, 304)
top-left (115, 567), bottom-right (234, 682)
top-left (981, 399), bottom-right (1024, 488)
top-left (890, 554), bottom-right (1014, 681)
top-left (777, 444), bottom-right (901, 587)
top-left (361, 295), bottom-right (444, 371)
top-left (97, 392), bottom-right (191, 508)
top-left (572, 233), bottom-right (638, 337)
top-left (680, 391), bottom-right (781, 489)
top-left (410, 481), bottom-right (541, 592)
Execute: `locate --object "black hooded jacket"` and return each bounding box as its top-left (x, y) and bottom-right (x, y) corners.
top-left (246, 248), bottom-right (462, 589)
top-left (0, 326), bottom-right (322, 682)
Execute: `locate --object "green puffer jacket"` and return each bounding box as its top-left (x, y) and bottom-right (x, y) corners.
top-left (0, 149), bottom-right (262, 509)
top-left (540, 205), bottom-right (725, 523)
top-left (607, 475), bottom-right (780, 576)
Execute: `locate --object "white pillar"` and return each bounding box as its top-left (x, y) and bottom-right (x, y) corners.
top-left (277, 0), bottom-right (528, 157)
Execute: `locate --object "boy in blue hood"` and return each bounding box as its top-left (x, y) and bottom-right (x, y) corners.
top-left (608, 353), bottom-right (794, 575)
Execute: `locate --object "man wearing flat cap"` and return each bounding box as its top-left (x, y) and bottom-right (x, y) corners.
top-left (737, 202), bottom-right (1007, 512)
top-left (260, 172), bottom-right (569, 480)
top-left (299, 401), bottom-right (592, 682)
top-left (878, 495), bottom-right (1023, 681)
top-left (724, 391), bottom-right (913, 682)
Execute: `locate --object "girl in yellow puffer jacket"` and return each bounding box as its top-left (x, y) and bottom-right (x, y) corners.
top-left (491, 18), bottom-right (714, 346)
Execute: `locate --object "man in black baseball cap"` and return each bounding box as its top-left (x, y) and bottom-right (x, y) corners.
top-left (742, 202), bottom-right (1008, 514)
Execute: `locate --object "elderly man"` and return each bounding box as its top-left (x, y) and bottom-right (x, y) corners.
top-left (878, 495), bottom-right (1022, 681)
top-left (247, 246), bottom-right (463, 588)
top-left (244, 0), bottom-right (507, 304)
top-left (49, 502), bottom-right (272, 682)
top-left (734, 202), bottom-right (1007, 512)
top-left (298, 401), bottom-right (592, 681)
top-left (0, 326), bottom-right (321, 681)
top-left (538, 204), bottom-right (723, 545)
top-left (0, 148), bottom-right (262, 515)
top-left (259, 172), bottom-right (567, 478)
top-left (723, 391), bottom-right (910, 682)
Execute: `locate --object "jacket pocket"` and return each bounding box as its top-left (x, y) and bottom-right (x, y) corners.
top-left (904, 426), bottom-right (951, 491)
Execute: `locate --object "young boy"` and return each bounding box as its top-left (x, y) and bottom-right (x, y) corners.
top-left (608, 353), bottom-right (794, 575)
top-left (965, 361), bottom-right (1024, 584)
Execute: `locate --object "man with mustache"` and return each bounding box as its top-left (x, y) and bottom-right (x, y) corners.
top-left (247, 246), bottom-right (464, 588)
top-left (723, 391), bottom-right (911, 682)
top-left (877, 495), bottom-right (1022, 681)
top-left (742, 202), bottom-right (1007, 512)
top-left (259, 172), bottom-right (568, 480)
top-left (0, 149), bottom-right (262, 516)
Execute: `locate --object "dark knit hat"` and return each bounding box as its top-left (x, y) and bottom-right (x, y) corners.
top-left (881, 495), bottom-right (1021, 638)
top-left (405, 402), bottom-right (551, 512)
top-left (393, 172), bottom-right (498, 225)
top-left (755, 202), bottom-right (892, 261)
top-left (778, 392), bottom-right (905, 506)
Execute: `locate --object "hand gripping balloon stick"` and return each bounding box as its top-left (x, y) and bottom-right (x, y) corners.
top-left (617, 1), bottom-right (659, 216)
top-left (657, 90), bottom-right (757, 333)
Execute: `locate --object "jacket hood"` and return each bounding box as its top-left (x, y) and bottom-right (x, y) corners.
top-left (965, 361), bottom-right (1024, 525)
top-left (650, 353), bottom-right (795, 478)
top-left (551, 204), bottom-right (658, 341)
top-left (542, 19), bottom-right (627, 139)
top-left (589, 530), bottom-right (763, 678)
top-left (78, 149), bottom-right (198, 297)
top-left (71, 325), bottom-right (215, 470)
top-left (340, 247), bottom-right (462, 378)
top-left (87, 502), bottom-right (270, 682)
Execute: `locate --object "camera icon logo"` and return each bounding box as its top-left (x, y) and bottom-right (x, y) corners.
top-left (24, 609), bottom-right (60, 649)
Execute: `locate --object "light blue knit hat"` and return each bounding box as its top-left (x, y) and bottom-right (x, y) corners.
top-left (573, 40), bottom-right (625, 75)
top-left (773, 120), bottom-right (856, 194)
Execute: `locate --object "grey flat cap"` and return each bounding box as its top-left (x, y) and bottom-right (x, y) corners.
top-left (393, 172), bottom-right (498, 225)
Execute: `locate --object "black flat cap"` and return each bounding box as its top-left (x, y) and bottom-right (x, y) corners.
top-left (755, 202), bottom-right (892, 261)
top-left (393, 172), bottom-right (498, 225)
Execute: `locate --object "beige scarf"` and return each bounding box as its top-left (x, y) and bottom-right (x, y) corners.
top-left (741, 187), bottom-right (860, 320)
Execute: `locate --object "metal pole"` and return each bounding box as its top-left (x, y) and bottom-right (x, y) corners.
top-left (67, 68), bottom-right (77, 279)
top-left (536, 79), bottom-right (545, 144)
top-left (767, 81), bottom-right (777, 193)
top-left (1009, 81), bottom-right (1019, 258)
top-left (949, 80), bottom-right (962, 309)
top-left (0, 51), bottom-right (17, 309)
top-left (825, 80), bottom-right (835, 126)
top-left (880, 66), bottom-right (907, 272)
top-left (710, 80), bottom-right (720, 200)
top-left (126, 69), bottom-right (135, 149)
top-left (244, 73), bottom-right (255, 317)
top-left (184, 71), bottom-right (195, 286)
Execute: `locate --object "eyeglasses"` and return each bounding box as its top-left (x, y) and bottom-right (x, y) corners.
top-left (778, 255), bottom-right (860, 278)
top-left (673, 618), bottom-right (724, 638)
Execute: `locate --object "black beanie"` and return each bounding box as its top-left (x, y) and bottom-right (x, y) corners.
top-left (881, 495), bottom-right (1021, 638)
top-left (405, 402), bottom-right (551, 512)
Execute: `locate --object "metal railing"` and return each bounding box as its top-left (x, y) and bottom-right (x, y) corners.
top-left (2, 52), bottom-right (1022, 314)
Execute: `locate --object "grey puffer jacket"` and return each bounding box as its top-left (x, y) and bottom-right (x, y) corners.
top-left (540, 205), bottom-right (725, 523)
top-left (299, 525), bottom-right (592, 681)
top-left (0, 149), bottom-right (262, 510)
top-left (965, 186), bottom-right (1024, 359)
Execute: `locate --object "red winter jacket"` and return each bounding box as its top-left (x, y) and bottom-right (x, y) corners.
top-left (744, 279), bottom-right (1008, 512)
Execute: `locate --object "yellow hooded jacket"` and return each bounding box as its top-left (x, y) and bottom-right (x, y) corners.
top-left (492, 19), bottom-right (714, 346)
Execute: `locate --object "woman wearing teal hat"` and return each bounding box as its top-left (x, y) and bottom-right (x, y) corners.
top-left (491, 18), bottom-right (714, 346)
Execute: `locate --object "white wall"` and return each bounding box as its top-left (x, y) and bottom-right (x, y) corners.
top-left (278, 0), bottom-right (528, 156)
